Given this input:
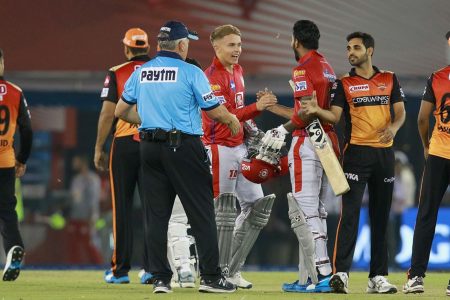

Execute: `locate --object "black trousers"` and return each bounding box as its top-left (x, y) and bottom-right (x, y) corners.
top-left (409, 154), bottom-right (450, 278)
top-left (0, 167), bottom-right (24, 254)
top-left (333, 144), bottom-right (394, 277)
top-left (109, 135), bottom-right (149, 276)
top-left (140, 135), bottom-right (221, 282)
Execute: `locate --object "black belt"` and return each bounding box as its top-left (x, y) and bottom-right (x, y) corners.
top-left (139, 129), bottom-right (198, 142)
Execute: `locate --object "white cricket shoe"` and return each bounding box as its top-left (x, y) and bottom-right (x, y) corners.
top-left (403, 276), bottom-right (424, 294)
top-left (329, 272), bottom-right (349, 294)
top-left (3, 246), bottom-right (24, 281)
top-left (367, 275), bottom-right (397, 294)
top-left (227, 272), bottom-right (252, 289)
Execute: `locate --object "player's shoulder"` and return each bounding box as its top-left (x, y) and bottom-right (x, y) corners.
top-left (378, 69), bottom-right (394, 75)
top-left (5, 80), bottom-right (23, 93)
top-left (109, 61), bottom-right (132, 72)
top-left (292, 65), bottom-right (307, 79)
top-left (339, 73), bottom-right (351, 79)
top-left (433, 65), bottom-right (450, 76)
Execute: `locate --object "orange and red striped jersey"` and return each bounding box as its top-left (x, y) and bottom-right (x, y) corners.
top-left (331, 67), bottom-right (405, 148)
top-left (100, 55), bottom-right (149, 137)
top-left (423, 65), bottom-right (450, 159)
top-left (0, 77), bottom-right (32, 167)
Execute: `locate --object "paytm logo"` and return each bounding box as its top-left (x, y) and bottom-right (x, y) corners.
top-left (140, 67), bottom-right (178, 83)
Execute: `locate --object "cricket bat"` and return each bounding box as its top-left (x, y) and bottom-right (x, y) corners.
top-left (289, 80), bottom-right (350, 196)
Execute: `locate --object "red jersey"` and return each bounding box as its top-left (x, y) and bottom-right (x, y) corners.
top-left (101, 55), bottom-right (149, 137)
top-left (290, 50), bottom-right (336, 136)
top-left (202, 57), bottom-right (260, 147)
top-left (423, 66), bottom-right (450, 159)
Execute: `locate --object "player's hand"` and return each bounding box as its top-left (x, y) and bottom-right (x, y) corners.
top-left (377, 127), bottom-right (395, 144)
top-left (15, 161), bottom-right (26, 178)
top-left (301, 90), bottom-right (319, 116)
top-left (227, 114), bottom-right (241, 137)
top-left (256, 125), bottom-right (287, 164)
top-left (256, 93), bottom-right (278, 111)
top-left (256, 88), bottom-right (273, 101)
top-left (94, 150), bottom-right (109, 171)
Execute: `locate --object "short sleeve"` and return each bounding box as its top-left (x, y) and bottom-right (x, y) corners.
top-left (191, 67), bottom-right (220, 111)
top-left (100, 71), bottom-right (118, 103)
top-left (422, 74), bottom-right (436, 104)
top-left (292, 68), bottom-right (314, 99)
top-left (390, 73), bottom-right (406, 104)
top-left (121, 69), bottom-right (139, 104)
top-left (330, 80), bottom-right (346, 108)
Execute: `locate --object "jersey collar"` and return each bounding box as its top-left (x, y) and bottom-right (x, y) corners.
top-left (156, 50), bottom-right (183, 61)
top-left (297, 50), bottom-right (322, 65)
top-left (212, 56), bottom-right (237, 72)
top-left (130, 55), bottom-right (150, 62)
top-left (349, 65), bottom-right (381, 78)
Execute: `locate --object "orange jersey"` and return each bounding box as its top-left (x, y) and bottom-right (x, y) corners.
top-left (0, 77), bottom-right (32, 167)
top-left (290, 50), bottom-right (336, 136)
top-left (331, 67), bottom-right (405, 147)
top-left (100, 55), bottom-right (149, 137)
top-left (423, 66), bottom-right (450, 159)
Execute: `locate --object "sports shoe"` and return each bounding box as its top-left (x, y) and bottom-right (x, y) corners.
top-left (199, 276), bottom-right (237, 293)
top-left (446, 279), bottom-right (450, 296)
top-left (139, 271), bottom-right (155, 284)
top-left (177, 270), bottom-right (196, 288)
top-left (282, 279), bottom-right (314, 293)
top-left (329, 272), bottom-right (349, 294)
top-left (153, 279), bottom-right (172, 293)
top-left (2, 246), bottom-right (24, 281)
top-left (403, 276), bottom-right (424, 294)
top-left (315, 274), bottom-right (332, 293)
top-left (104, 269), bottom-right (130, 284)
top-left (367, 275), bottom-right (397, 294)
top-left (227, 272), bottom-right (252, 289)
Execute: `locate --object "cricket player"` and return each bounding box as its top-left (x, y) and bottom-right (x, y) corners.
top-left (202, 24), bottom-right (278, 288)
top-left (302, 31), bottom-right (406, 294)
top-left (403, 31), bottom-right (450, 295)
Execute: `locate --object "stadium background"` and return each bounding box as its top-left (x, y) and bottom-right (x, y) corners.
top-left (1, 0), bottom-right (449, 270)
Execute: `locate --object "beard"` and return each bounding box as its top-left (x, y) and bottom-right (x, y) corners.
top-left (292, 46), bottom-right (300, 62)
top-left (349, 53), bottom-right (368, 67)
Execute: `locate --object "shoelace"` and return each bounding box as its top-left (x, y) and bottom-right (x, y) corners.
top-left (374, 276), bottom-right (389, 287)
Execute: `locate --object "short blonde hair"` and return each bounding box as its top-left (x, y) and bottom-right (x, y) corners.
top-left (210, 25), bottom-right (241, 43)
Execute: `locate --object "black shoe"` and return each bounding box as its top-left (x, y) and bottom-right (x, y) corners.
top-left (153, 279), bottom-right (172, 293)
top-left (199, 276), bottom-right (237, 293)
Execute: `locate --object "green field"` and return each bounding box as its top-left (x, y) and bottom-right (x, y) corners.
top-left (1, 271), bottom-right (450, 299)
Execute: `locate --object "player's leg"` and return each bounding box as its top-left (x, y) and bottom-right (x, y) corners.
top-left (331, 144), bottom-right (370, 293)
top-left (404, 155), bottom-right (450, 294)
top-left (366, 147), bottom-right (397, 294)
top-left (206, 144), bottom-right (239, 276)
top-left (0, 167), bottom-right (24, 281)
top-left (168, 196), bottom-right (195, 287)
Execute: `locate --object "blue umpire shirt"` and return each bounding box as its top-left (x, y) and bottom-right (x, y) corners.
top-left (122, 51), bottom-right (220, 135)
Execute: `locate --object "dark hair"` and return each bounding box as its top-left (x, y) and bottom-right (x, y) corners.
top-left (0, 48), bottom-right (3, 59)
top-left (346, 32), bottom-right (375, 50)
top-left (292, 20), bottom-right (320, 50)
top-left (127, 46), bottom-right (149, 56)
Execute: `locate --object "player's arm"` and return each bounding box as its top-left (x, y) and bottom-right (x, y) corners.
top-left (417, 75), bottom-right (436, 159)
top-left (115, 98), bottom-right (141, 124)
top-left (94, 101), bottom-right (115, 171)
top-left (16, 94), bottom-right (33, 177)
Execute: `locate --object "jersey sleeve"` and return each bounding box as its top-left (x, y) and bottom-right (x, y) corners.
top-left (121, 69), bottom-right (139, 104)
top-left (16, 93), bottom-right (33, 164)
top-left (191, 67), bottom-right (220, 111)
top-left (100, 70), bottom-right (118, 103)
top-left (292, 68), bottom-right (314, 99)
top-left (330, 80), bottom-right (346, 108)
top-left (422, 74), bottom-right (436, 104)
top-left (390, 73), bottom-right (406, 104)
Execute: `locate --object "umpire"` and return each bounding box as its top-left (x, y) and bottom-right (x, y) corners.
top-left (115, 20), bottom-right (240, 294)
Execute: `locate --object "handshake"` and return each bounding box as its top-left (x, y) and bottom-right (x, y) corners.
top-left (256, 125), bottom-right (288, 165)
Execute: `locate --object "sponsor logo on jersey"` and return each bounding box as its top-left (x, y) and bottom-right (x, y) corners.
top-left (377, 83), bottom-right (386, 91)
top-left (399, 87), bottom-right (405, 98)
top-left (352, 95), bottom-right (389, 107)
top-left (323, 69), bottom-right (336, 82)
top-left (384, 177), bottom-right (395, 183)
top-left (140, 67), bottom-right (178, 82)
top-left (235, 92), bottom-right (244, 108)
top-left (216, 96), bottom-right (226, 104)
top-left (345, 173), bottom-right (359, 181)
top-left (295, 81), bottom-right (307, 92)
top-left (0, 84), bottom-right (6, 101)
top-left (101, 88), bottom-right (109, 97)
top-left (202, 91), bottom-right (215, 102)
top-left (230, 80), bottom-right (236, 91)
top-left (349, 84), bottom-right (370, 93)
top-left (210, 84), bottom-right (221, 92)
top-left (293, 69), bottom-right (306, 77)
top-left (103, 75), bottom-right (110, 87)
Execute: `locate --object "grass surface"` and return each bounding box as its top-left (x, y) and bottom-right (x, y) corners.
top-left (1, 271), bottom-right (450, 299)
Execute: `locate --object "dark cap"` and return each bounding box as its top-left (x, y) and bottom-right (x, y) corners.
top-left (158, 21), bottom-right (199, 41)
top-left (446, 31), bottom-right (450, 40)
